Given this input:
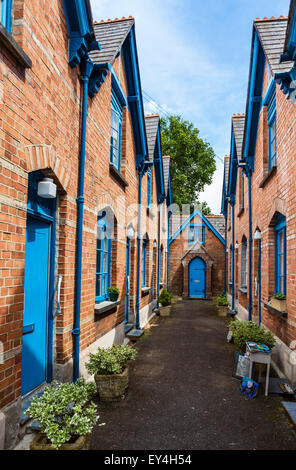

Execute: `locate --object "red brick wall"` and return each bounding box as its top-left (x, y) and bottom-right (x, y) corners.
top-left (169, 214), bottom-right (225, 297)
top-left (226, 55), bottom-right (296, 349)
top-left (0, 1), bottom-right (168, 416)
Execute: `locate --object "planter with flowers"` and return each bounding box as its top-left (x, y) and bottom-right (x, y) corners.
top-left (216, 293), bottom-right (229, 317)
top-left (107, 286), bottom-right (120, 302)
top-left (86, 344), bottom-right (137, 401)
top-left (26, 379), bottom-right (103, 450)
top-left (270, 293), bottom-right (287, 312)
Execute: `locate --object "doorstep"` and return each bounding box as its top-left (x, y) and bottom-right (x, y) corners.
top-left (124, 323), bottom-right (134, 334)
top-left (126, 329), bottom-right (144, 341)
top-left (20, 387), bottom-right (45, 426)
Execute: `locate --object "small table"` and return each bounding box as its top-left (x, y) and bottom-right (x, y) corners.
top-left (247, 345), bottom-right (271, 397)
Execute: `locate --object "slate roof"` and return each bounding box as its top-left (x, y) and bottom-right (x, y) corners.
top-left (162, 156), bottom-right (170, 195)
top-left (145, 115), bottom-right (160, 159)
top-left (90, 17), bottom-right (135, 65)
top-left (254, 18), bottom-right (294, 76)
top-left (206, 216), bottom-right (225, 238)
top-left (232, 115), bottom-right (245, 161)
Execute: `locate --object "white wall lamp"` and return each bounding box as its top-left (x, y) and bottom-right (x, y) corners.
top-left (254, 230), bottom-right (262, 240)
top-left (127, 226), bottom-right (135, 239)
top-left (38, 178), bottom-right (57, 199)
top-left (235, 242), bottom-right (239, 250)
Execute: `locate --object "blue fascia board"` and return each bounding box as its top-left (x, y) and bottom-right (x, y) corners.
top-left (169, 207), bottom-right (225, 246)
top-left (243, 29), bottom-right (265, 172)
top-left (63, 0), bottom-right (101, 68)
top-left (228, 127), bottom-right (238, 202)
top-left (123, 27), bottom-right (148, 166)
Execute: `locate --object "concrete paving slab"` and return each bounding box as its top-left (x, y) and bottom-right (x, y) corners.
top-left (90, 300), bottom-right (296, 450)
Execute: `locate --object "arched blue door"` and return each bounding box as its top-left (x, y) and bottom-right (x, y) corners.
top-left (189, 257), bottom-right (206, 298)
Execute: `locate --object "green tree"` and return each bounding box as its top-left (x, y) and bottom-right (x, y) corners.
top-left (160, 115), bottom-right (216, 207)
top-left (199, 201), bottom-right (212, 215)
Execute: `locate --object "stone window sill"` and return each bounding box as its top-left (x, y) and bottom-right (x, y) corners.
top-left (109, 163), bottom-right (129, 188)
top-left (259, 166), bottom-right (277, 188)
top-left (94, 300), bottom-right (120, 319)
top-left (264, 302), bottom-right (287, 319)
top-left (238, 287), bottom-right (247, 295)
top-left (0, 24), bottom-right (32, 68)
top-left (141, 286), bottom-right (151, 296)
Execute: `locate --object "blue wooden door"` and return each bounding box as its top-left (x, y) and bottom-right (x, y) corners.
top-left (189, 257), bottom-right (206, 298)
top-left (125, 238), bottom-right (131, 323)
top-left (21, 216), bottom-right (50, 396)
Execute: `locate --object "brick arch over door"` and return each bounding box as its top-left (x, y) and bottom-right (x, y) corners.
top-left (24, 144), bottom-right (71, 193)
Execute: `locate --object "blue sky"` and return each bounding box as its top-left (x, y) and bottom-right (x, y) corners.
top-left (90, 0), bottom-right (289, 213)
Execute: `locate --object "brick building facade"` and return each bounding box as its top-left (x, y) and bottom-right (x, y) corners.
top-left (168, 210), bottom-right (225, 299)
top-left (222, 5), bottom-right (296, 387)
top-left (0, 1), bottom-right (171, 448)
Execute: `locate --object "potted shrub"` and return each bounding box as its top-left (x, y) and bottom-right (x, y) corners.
top-left (86, 344), bottom-right (137, 401)
top-left (229, 320), bottom-right (276, 353)
top-left (216, 293), bottom-right (229, 317)
top-left (158, 289), bottom-right (173, 316)
top-left (26, 379), bottom-right (102, 450)
top-left (107, 286), bottom-right (120, 302)
top-left (270, 293), bottom-right (287, 312)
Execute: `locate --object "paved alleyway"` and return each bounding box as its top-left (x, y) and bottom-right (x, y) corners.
top-left (91, 300), bottom-right (296, 450)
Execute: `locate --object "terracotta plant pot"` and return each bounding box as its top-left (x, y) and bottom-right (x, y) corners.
top-left (159, 305), bottom-right (172, 317)
top-left (217, 305), bottom-right (229, 317)
top-left (94, 366), bottom-right (129, 401)
top-left (270, 297), bottom-right (287, 312)
top-left (30, 432), bottom-right (90, 450)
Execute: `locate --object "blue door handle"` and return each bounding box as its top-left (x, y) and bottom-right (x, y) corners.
top-left (23, 324), bottom-right (35, 335)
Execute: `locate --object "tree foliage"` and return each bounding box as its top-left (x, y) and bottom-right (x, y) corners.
top-left (160, 115), bottom-right (216, 208)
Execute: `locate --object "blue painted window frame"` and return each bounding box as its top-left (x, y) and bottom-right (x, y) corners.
top-left (0, 0), bottom-right (12, 33)
top-left (142, 239), bottom-right (147, 287)
top-left (267, 87), bottom-right (276, 170)
top-left (147, 168), bottom-right (152, 209)
top-left (110, 87), bottom-right (123, 172)
top-left (96, 218), bottom-right (112, 303)
top-left (188, 224), bottom-right (205, 245)
top-left (241, 240), bottom-right (247, 288)
top-left (275, 217), bottom-right (286, 296)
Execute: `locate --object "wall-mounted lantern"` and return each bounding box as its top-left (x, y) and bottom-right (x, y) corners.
top-left (38, 178), bottom-right (57, 199)
top-left (235, 242), bottom-right (239, 250)
top-left (254, 230), bottom-right (261, 240)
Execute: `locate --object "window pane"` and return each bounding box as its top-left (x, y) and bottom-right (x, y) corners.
top-left (96, 275), bottom-right (101, 298)
top-left (280, 276), bottom-right (284, 294)
top-left (102, 274), bottom-right (106, 295)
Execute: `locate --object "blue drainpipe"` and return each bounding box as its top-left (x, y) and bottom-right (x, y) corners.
top-left (258, 236), bottom-right (261, 326)
top-left (224, 211), bottom-right (228, 294)
top-left (231, 201), bottom-right (235, 312)
top-left (73, 56), bottom-right (94, 382)
top-left (157, 202), bottom-right (162, 309)
top-left (135, 166), bottom-right (144, 329)
top-left (247, 168), bottom-right (253, 322)
top-left (166, 211), bottom-right (171, 291)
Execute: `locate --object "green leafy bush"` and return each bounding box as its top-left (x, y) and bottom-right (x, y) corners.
top-left (274, 293), bottom-right (286, 300)
top-left (86, 344), bottom-right (137, 376)
top-left (217, 294), bottom-right (229, 307)
top-left (107, 286), bottom-right (120, 295)
top-left (230, 320), bottom-right (276, 353)
top-left (25, 379), bottom-right (101, 450)
top-left (158, 289), bottom-right (173, 306)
